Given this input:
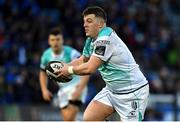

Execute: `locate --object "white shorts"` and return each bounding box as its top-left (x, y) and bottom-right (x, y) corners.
top-left (93, 84), bottom-right (149, 121)
top-left (56, 85), bottom-right (87, 108)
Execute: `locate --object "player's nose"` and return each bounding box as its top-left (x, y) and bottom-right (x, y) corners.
top-left (84, 22), bottom-right (88, 28)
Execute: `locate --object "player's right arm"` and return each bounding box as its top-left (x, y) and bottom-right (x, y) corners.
top-left (39, 70), bottom-right (52, 101)
top-left (39, 52), bottom-right (52, 101)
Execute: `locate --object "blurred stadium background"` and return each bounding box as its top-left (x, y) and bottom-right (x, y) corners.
top-left (0, 0), bottom-right (180, 121)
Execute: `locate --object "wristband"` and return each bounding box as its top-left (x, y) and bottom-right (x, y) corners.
top-left (68, 66), bottom-right (74, 74)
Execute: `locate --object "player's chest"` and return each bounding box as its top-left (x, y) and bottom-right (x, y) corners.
top-left (49, 53), bottom-right (71, 63)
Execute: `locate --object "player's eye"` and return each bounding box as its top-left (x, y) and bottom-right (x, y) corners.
top-left (87, 19), bottom-right (93, 23)
top-left (56, 39), bottom-right (60, 41)
top-left (87, 20), bottom-right (92, 23)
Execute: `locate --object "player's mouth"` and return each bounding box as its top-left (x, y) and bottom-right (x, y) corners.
top-left (85, 28), bottom-right (89, 33)
top-left (53, 45), bottom-right (59, 49)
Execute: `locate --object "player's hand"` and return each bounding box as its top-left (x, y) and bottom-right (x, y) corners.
top-left (54, 63), bottom-right (70, 78)
top-left (71, 84), bottom-right (82, 101)
top-left (42, 89), bottom-right (53, 101)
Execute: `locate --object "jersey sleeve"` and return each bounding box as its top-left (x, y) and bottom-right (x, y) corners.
top-left (70, 49), bottom-right (81, 60)
top-left (92, 36), bottom-right (113, 62)
top-left (82, 38), bottom-right (92, 58)
top-left (40, 53), bottom-right (47, 71)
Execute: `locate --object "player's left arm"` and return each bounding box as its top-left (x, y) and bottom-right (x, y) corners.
top-left (72, 55), bottom-right (103, 75)
top-left (56, 55), bottom-right (103, 77)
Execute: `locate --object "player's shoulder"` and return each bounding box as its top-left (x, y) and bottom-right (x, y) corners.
top-left (84, 37), bottom-right (92, 44)
top-left (64, 45), bottom-right (75, 51)
top-left (98, 27), bottom-right (113, 38)
top-left (94, 27), bottom-right (113, 45)
top-left (86, 37), bottom-right (92, 41)
top-left (64, 45), bottom-right (80, 59)
top-left (42, 47), bottom-right (52, 56)
top-left (64, 45), bottom-right (80, 53)
top-left (40, 48), bottom-right (52, 64)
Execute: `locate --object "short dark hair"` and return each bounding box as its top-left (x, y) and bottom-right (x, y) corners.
top-left (49, 27), bottom-right (62, 36)
top-left (82, 6), bottom-right (107, 22)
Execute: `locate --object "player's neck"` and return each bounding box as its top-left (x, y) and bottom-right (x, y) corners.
top-left (53, 46), bottom-right (63, 55)
top-left (92, 26), bottom-right (106, 39)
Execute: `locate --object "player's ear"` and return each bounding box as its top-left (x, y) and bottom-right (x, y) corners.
top-left (59, 35), bottom-right (64, 45)
top-left (98, 18), bottom-right (105, 28)
top-left (48, 34), bottom-right (50, 42)
top-left (48, 35), bottom-right (53, 46)
top-left (48, 38), bottom-right (51, 45)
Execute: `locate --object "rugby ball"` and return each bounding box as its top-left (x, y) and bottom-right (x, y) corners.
top-left (45, 61), bottom-right (72, 83)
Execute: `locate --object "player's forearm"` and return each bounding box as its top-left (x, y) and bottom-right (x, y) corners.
top-left (69, 58), bottom-right (83, 66)
top-left (68, 56), bottom-right (102, 75)
top-left (39, 71), bottom-right (48, 91)
top-left (72, 63), bottom-right (96, 75)
top-left (78, 75), bottom-right (90, 90)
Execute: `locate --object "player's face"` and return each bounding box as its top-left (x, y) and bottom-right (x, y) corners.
top-left (48, 34), bottom-right (63, 53)
top-left (83, 14), bottom-right (103, 38)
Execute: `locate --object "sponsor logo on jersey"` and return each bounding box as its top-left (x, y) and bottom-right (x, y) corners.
top-left (127, 110), bottom-right (137, 119)
top-left (131, 101), bottom-right (137, 110)
top-left (95, 46), bottom-right (106, 56)
top-left (94, 40), bottom-right (110, 46)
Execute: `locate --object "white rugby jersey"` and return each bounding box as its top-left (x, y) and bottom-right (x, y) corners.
top-left (83, 27), bottom-right (148, 93)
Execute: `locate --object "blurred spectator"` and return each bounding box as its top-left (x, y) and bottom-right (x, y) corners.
top-left (145, 108), bottom-right (163, 121)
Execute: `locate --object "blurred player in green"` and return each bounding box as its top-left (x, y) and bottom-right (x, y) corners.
top-left (39, 27), bottom-right (89, 121)
top-left (56, 6), bottom-right (149, 121)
